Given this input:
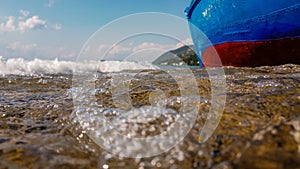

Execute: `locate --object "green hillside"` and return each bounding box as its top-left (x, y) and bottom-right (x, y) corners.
top-left (153, 45), bottom-right (199, 66)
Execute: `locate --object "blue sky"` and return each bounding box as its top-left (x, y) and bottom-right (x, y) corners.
top-left (0, 0), bottom-right (192, 60)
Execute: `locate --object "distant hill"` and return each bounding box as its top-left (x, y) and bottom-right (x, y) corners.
top-left (153, 45), bottom-right (199, 66)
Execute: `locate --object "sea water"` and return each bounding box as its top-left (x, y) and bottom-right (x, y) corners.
top-left (0, 58), bottom-right (299, 168)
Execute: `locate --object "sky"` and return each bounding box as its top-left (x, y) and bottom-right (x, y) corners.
top-left (0, 0), bottom-right (193, 61)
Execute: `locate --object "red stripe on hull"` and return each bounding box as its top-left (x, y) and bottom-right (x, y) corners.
top-left (202, 38), bottom-right (300, 67)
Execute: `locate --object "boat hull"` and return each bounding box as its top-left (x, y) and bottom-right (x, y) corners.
top-left (186, 0), bottom-right (300, 67)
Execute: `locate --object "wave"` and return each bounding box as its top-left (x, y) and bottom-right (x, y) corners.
top-left (0, 57), bottom-right (156, 75)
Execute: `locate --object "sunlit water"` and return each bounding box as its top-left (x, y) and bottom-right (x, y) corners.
top-left (0, 60), bottom-right (299, 168)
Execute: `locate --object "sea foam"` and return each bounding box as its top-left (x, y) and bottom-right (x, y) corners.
top-left (0, 57), bottom-right (156, 75)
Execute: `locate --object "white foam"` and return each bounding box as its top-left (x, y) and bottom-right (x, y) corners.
top-left (0, 57), bottom-right (156, 75)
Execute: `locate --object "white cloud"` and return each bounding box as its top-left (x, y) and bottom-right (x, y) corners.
top-left (93, 40), bottom-right (193, 61)
top-left (20, 10), bottom-right (30, 17)
top-left (97, 44), bottom-right (108, 54)
top-left (6, 41), bottom-right (37, 51)
top-left (97, 42), bottom-right (181, 57)
top-left (1, 41), bottom-right (76, 60)
top-left (56, 47), bottom-right (76, 58)
top-left (175, 38), bottom-right (193, 48)
top-left (97, 44), bottom-right (131, 56)
top-left (19, 16), bottom-right (47, 32)
top-left (133, 42), bottom-right (173, 52)
top-left (0, 16), bottom-right (16, 32)
top-left (0, 10), bottom-right (61, 33)
top-left (110, 45), bottom-right (131, 55)
top-left (46, 0), bottom-right (55, 7)
top-left (52, 24), bottom-right (62, 30)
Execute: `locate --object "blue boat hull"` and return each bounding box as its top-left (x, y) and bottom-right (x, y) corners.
top-left (186, 0), bottom-right (300, 67)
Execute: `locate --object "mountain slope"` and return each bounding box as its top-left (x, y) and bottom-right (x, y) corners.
top-left (153, 45), bottom-right (198, 66)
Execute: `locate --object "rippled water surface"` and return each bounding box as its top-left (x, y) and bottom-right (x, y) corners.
top-left (0, 64), bottom-right (299, 169)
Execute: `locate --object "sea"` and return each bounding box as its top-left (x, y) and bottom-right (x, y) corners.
top-left (0, 58), bottom-right (299, 169)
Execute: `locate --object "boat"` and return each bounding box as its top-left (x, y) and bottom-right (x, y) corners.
top-left (185, 0), bottom-right (300, 67)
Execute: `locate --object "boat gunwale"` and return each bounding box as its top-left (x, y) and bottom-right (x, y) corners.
top-left (186, 0), bottom-right (201, 19)
top-left (192, 3), bottom-right (300, 45)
